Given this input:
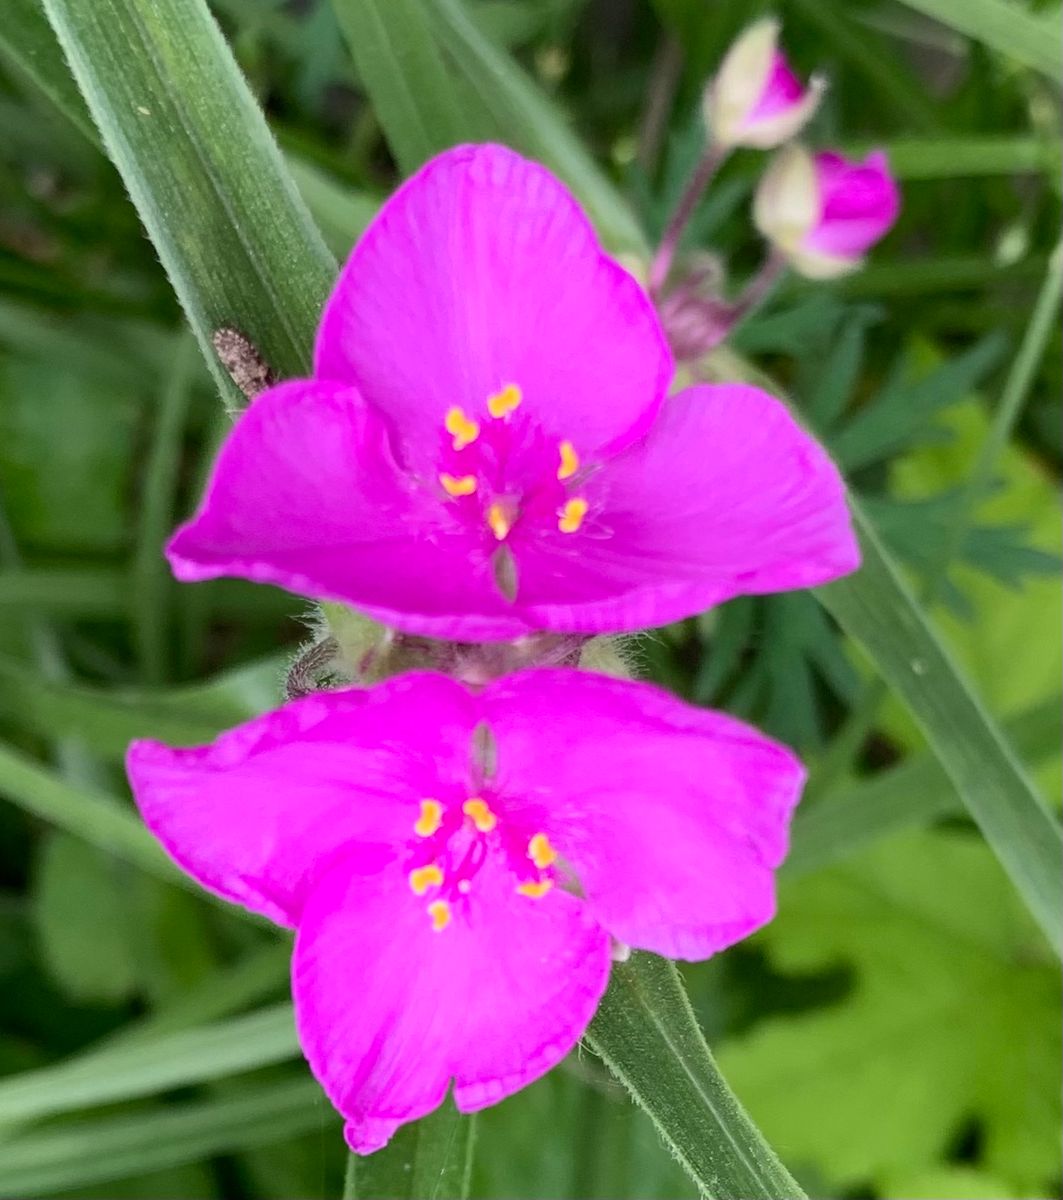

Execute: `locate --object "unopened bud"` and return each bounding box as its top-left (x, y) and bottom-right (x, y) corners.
top-left (754, 144), bottom-right (900, 278)
top-left (705, 18), bottom-right (824, 150)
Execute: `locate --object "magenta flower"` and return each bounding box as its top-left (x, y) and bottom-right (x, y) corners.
top-left (127, 669), bottom-right (804, 1152)
top-left (168, 145), bottom-right (858, 641)
top-left (705, 18), bottom-right (824, 150)
top-left (755, 145), bottom-right (901, 279)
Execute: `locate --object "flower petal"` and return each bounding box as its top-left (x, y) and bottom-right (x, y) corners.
top-left (511, 382), bottom-right (860, 633)
top-left (315, 144), bottom-right (671, 459)
top-left (166, 379), bottom-right (533, 633)
top-left (804, 150), bottom-right (900, 259)
top-left (484, 669), bottom-right (805, 959)
top-left (293, 846), bottom-right (610, 1153)
top-left (127, 675), bottom-right (477, 926)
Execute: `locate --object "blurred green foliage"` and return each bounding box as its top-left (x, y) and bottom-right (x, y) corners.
top-left (0, 0), bottom-right (1059, 1197)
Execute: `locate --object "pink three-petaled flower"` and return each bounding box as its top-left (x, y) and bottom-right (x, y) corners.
top-left (127, 145), bottom-right (861, 1152)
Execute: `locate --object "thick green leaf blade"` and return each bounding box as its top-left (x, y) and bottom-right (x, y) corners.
top-left (787, 697), bottom-right (1062, 877)
top-left (40, 0), bottom-right (336, 405)
top-left (586, 954), bottom-right (807, 1200)
top-left (0, 1079), bottom-right (329, 1197)
top-left (346, 1105), bottom-right (475, 1200)
top-left (817, 508), bottom-right (1063, 953)
top-left (327, 0), bottom-right (470, 174)
top-left (892, 0), bottom-right (1062, 84)
top-left (0, 1005), bottom-right (299, 1127)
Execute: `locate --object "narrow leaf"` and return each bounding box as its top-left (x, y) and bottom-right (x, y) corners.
top-left (0, 0), bottom-right (97, 142)
top-left (892, 0), bottom-right (1063, 84)
top-left (0, 1005), bottom-right (299, 1127)
top-left (327, 0), bottom-right (470, 174)
top-left (0, 1079), bottom-right (329, 1197)
top-left (787, 696), bottom-right (1062, 877)
top-left (41, 0), bottom-right (336, 405)
top-left (0, 651), bottom-right (286, 758)
top-left (347, 1105), bottom-right (476, 1200)
top-left (586, 954), bottom-right (807, 1200)
top-left (0, 738), bottom-right (186, 887)
top-left (817, 508), bottom-right (1063, 954)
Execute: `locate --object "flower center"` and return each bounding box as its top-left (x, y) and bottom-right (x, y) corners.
top-left (405, 797), bottom-right (558, 931)
top-left (436, 383), bottom-right (590, 564)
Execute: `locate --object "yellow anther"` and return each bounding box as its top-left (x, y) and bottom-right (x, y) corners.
top-left (558, 498), bottom-right (588, 534)
top-left (409, 864), bottom-right (444, 896)
top-left (487, 502), bottom-right (513, 541)
top-left (487, 383), bottom-right (522, 420)
top-left (440, 473), bottom-right (477, 497)
top-left (528, 833), bottom-right (557, 869)
top-left (558, 440), bottom-right (579, 480)
top-left (462, 797), bottom-right (497, 833)
top-left (427, 900), bottom-right (451, 932)
top-left (414, 799), bottom-right (443, 837)
top-left (445, 407), bottom-right (480, 450)
top-left (516, 879), bottom-right (553, 899)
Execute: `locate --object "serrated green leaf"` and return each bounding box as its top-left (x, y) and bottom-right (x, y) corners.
top-left (719, 832), bottom-right (1061, 1193)
top-left (831, 333), bottom-right (1008, 471)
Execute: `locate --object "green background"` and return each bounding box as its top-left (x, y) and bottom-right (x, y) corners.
top-left (0, 0), bottom-right (1059, 1196)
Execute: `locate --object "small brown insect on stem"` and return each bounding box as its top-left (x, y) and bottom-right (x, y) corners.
top-left (212, 326), bottom-right (275, 400)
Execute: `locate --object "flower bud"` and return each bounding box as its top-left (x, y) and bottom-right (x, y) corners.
top-left (754, 144), bottom-right (900, 278)
top-left (705, 17), bottom-right (824, 150)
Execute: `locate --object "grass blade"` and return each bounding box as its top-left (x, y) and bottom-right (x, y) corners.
top-left (0, 1079), bottom-right (329, 1197)
top-left (347, 1106), bottom-right (476, 1200)
top-left (327, 0), bottom-right (470, 174)
top-left (587, 953), bottom-right (807, 1200)
top-left (0, 738), bottom-right (185, 886)
top-left (0, 0), bottom-right (97, 142)
top-left (817, 508), bottom-right (1063, 954)
top-left (0, 1005), bottom-right (299, 1127)
top-left (41, 0), bottom-right (336, 406)
top-left (131, 333), bottom-right (198, 683)
top-left (892, 0), bottom-right (1062, 84)
top-left (787, 696), bottom-right (1062, 877)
